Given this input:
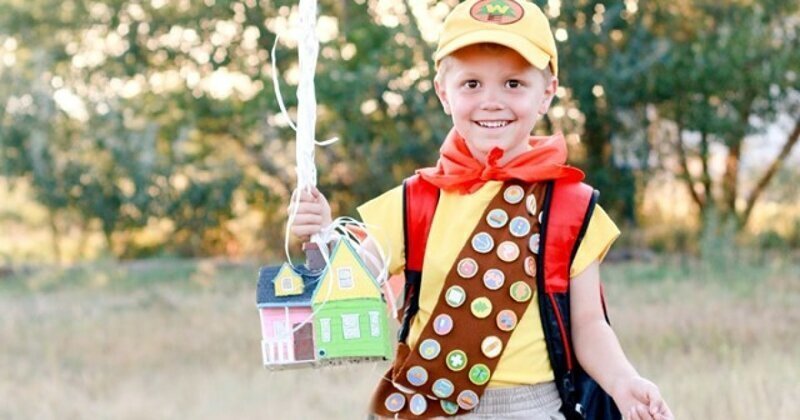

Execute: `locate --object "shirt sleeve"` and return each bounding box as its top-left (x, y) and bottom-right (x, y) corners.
top-left (570, 204), bottom-right (621, 278)
top-left (356, 185), bottom-right (405, 275)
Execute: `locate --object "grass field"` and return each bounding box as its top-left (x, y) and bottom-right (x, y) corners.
top-left (1, 255), bottom-right (798, 419)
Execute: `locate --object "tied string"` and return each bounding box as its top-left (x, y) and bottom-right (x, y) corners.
top-left (281, 185), bottom-right (398, 337)
top-left (480, 147), bottom-right (505, 181)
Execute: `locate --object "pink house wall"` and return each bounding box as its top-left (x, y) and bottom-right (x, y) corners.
top-left (260, 307), bottom-right (314, 339)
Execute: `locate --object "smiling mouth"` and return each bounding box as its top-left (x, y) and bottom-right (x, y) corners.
top-left (475, 120), bottom-right (511, 128)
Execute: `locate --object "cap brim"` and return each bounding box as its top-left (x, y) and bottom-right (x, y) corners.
top-left (434, 29), bottom-right (551, 71)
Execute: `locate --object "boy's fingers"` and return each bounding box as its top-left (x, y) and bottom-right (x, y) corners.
top-left (292, 214), bottom-right (324, 225)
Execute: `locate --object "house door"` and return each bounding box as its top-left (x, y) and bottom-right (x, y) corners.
top-left (293, 322), bottom-right (314, 361)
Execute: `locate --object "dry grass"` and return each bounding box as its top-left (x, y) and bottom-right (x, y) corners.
top-left (0, 256), bottom-right (798, 419)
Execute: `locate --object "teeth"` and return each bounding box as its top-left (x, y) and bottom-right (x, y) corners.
top-left (477, 121), bottom-right (509, 128)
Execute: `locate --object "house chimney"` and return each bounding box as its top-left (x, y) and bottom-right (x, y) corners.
top-left (302, 242), bottom-right (326, 272)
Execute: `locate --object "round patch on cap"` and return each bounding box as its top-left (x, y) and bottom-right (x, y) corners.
top-left (510, 281), bottom-right (533, 303)
top-left (410, 394), bottom-right (428, 415)
top-left (419, 338), bottom-right (442, 360)
top-left (385, 392), bottom-right (406, 413)
top-left (471, 232), bottom-right (495, 254)
top-left (524, 256), bottom-right (537, 277)
top-left (481, 335), bottom-right (503, 359)
top-left (432, 378), bottom-right (455, 399)
top-left (526, 194), bottom-right (538, 216)
top-left (470, 297), bottom-right (493, 319)
top-left (446, 349), bottom-right (468, 372)
top-left (457, 257), bottom-right (479, 279)
top-left (469, 0), bottom-right (525, 26)
top-left (482, 268), bottom-right (505, 290)
top-left (496, 309), bottom-right (519, 332)
top-left (468, 363), bottom-right (492, 386)
top-left (486, 208), bottom-right (509, 229)
top-left (407, 366), bottom-right (429, 387)
top-left (457, 389), bottom-right (480, 410)
top-left (497, 241), bottom-right (520, 263)
top-left (529, 233), bottom-right (541, 254)
top-left (445, 285), bottom-right (467, 308)
top-left (503, 185), bottom-right (525, 204)
top-left (441, 399), bottom-right (459, 415)
top-left (433, 313), bottom-right (454, 336)
top-left (509, 216), bottom-right (531, 238)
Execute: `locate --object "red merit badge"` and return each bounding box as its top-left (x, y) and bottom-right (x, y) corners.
top-left (470, 0), bottom-right (525, 25)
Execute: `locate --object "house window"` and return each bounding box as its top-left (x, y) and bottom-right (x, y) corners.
top-left (273, 321), bottom-right (289, 339)
top-left (369, 311), bottom-right (381, 337)
top-left (337, 267), bottom-right (354, 289)
top-left (320, 318), bottom-right (331, 343)
top-left (280, 277), bottom-right (293, 291)
top-left (341, 314), bottom-right (361, 340)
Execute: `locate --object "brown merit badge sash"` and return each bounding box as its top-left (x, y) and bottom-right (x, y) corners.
top-left (370, 181), bottom-right (546, 418)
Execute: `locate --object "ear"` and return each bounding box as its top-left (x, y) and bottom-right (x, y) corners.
top-left (434, 80), bottom-right (452, 115)
top-left (537, 76), bottom-right (559, 116)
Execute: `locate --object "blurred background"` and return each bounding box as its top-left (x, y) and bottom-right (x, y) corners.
top-left (1, 0), bottom-right (798, 419)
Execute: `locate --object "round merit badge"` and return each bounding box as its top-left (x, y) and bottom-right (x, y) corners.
top-left (524, 256), bottom-right (537, 277)
top-left (432, 378), bottom-right (455, 399)
top-left (446, 349), bottom-right (468, 371)
top-left (441, 400), bottom-right (459, 415)
top-left (457, 389), bottom-right (480, 410)
top-left (406, 366), bottom-right (429, 387)
top-left (410, 394), bottom-right (428, 415)
top-left (510, 281), bottom-right (533, 303)
top-left (509, 216), bottom-right (531, 238)
top-left (471, 232), bottom-right (495, 254)
top-left (482, 268), bottom-right (505, 290)
top-left (503, 185), bottom-right (525, 204)
top-left (419, 338), bottom-right (442, 360)
top-left (470, 297), bottom-right (493, 319)
top-left (497, 241), bottom-right (520, 263)
top-left (486, 208), bottom-right (509, 229)
top-left (526, 194), bottom-right (538, 216)
top-left (529, 233), bottom-right (541, 254)
top-left (385, 392), bottom-right (406, 413)
top-left (445, 285), bottom-right (467, 308)
top-left (433, 313), bottom-right (454, 336)
top-left (457, 257), bottom-right (479, 279)
top-left (468, 363), bottom-right (491, 386)
top-left (496, 309), bottom-right (518, 332)
top-left (481, 335), bottom-right (503, 359)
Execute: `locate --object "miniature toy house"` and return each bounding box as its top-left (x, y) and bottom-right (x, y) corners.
top-left (257, 239), bottom-right (392, 368)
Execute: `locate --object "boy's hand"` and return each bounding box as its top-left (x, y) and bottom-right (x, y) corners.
top-left (288, 186), bottom-right (332, 242)
top-left (611, 375), bottom-right (674, 420)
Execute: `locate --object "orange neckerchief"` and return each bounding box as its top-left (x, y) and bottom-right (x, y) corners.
top-left (417, 128), bottom-right (585, 194)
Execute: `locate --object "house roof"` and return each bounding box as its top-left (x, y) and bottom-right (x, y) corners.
top-left (311, 239), bottom-right (385, 303)
top-left (256, 263), bottom-right (322, 308)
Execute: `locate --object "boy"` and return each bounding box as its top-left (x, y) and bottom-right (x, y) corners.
top-left (290, 1), bottom-right (673, 419)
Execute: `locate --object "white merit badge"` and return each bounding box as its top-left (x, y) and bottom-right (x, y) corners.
top-left (470, 297), bottom-right (493, 319)
top-left (384, 392), bottom-right (406, 413)
top-left (457, 390), bottom-right (480, 410)
top-left (503, 185), bottom-right (525, 204)
top-left (529, 233), bottom-right (541, 254)
top-left (497, 240), bottom-right (520, 262)
top-left (486, 208), bottom-right (509, 228)
top-left (433, 313), bottom-right (454, 336)
top-left (457, 257), bottom-right (479, 279)
top-left (432, 378), bottom-right (455, 399)
top-left (409, 394), bottom-right (428, 415)
top-left (509, 216), bottom-right (531, 238)
top-left (471, 232), bottom-right (494, 254)
top-left (406, 366), bottom-right (429, 386)
top-left (481, 336), bottom-right (503, 359)
top-left (419, 338), bottom-right (442, 360)
top-left (524, 256), bottom-right (537, 277)
top-left (482, 268), bottom-right (505, 290)
top-left (526, 194), bottom-right (538, 216)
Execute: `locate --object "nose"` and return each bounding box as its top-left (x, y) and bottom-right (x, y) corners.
top-left (480, 87), bottom-right (505, 111)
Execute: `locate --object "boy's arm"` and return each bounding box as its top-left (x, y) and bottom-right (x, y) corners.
top-left (571, 260), bottom-right (673, 420)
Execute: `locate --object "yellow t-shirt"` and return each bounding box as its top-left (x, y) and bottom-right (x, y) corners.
top-left (357, 180), bottom-right (620, 388)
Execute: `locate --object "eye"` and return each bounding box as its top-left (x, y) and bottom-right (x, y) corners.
top-left (506, 80), bottom-right (522, 88)
top-left (464, 80), bottom-right (480, 89)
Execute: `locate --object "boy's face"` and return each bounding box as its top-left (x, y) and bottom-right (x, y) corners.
top-left (434, 45), bottom-right (558, 164)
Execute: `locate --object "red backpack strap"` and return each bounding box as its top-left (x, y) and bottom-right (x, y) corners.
top-left (542, 179), bottom-right (598, 293)
top-left (403, 174), bottom-right (440, 272)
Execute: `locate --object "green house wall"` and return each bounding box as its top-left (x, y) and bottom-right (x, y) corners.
top-left (313, 298), bottom-right (392, 360)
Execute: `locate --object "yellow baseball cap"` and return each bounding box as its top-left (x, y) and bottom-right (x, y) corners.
top-left (434, 0), bottom-right (558, 76)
